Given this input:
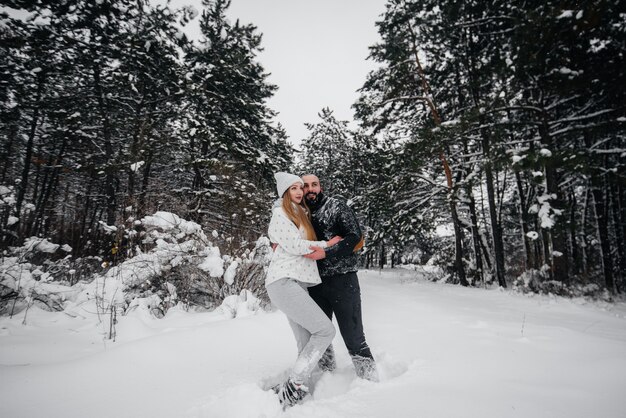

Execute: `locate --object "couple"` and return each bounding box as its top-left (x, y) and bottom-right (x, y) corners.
top-left (265, 172), bottom-right (377, 407)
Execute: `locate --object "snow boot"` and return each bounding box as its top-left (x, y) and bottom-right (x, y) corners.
top-left (352, 355), bottom-right (379, 382)
top-left (318, 344), bottom-right (337, 372)
top-left (275, 378), bottom-right (309, 407)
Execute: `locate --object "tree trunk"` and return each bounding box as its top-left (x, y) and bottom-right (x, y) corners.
top-left (78, 167), bottom-right (96, 254)
top-left (407, 23), bottom-right (466, 284)
top-left (515, 171), bottom-right (534, 269)
top-left (58, 182), bottom-right (70, 245)
top-left (581, 185), bottom-right (591, 274)
top-left (583, 133), bottom-right (615, 291)
top-left (92, 61), bottom-right (117, 226)
top-left (15, 76), bottom-right (44, 226)
top-left (1, 116), bottom-right (18, 183)
top-left (591, 182), bottom-right (615, 292)
top-left (609, 179), bottom-right (625, 292)
top-left (32, 137), bottom-right (67, 236)
top-left (619, 183), bottom-right (626, 259)
top-left (539, 112), bottom-right (569, 282)
top-left (192, 138), bottom-right (208, 190)
top-left (467, 184), bottom-right (484, 285)
top-left (569, 189), bottom-right (581, 275)
top-left (449, 187), bottom-right (468, 286)
top-left (138, 154), bottom-right (153, 218)
top-left (480, 126), bottom-right (507, 288)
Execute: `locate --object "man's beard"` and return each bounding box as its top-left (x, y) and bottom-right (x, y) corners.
top-left (305, 192), bottom-right (319, 204)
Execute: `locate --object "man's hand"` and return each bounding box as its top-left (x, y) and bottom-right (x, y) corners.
top-left (303, 246), bottom-right (326, 260)
top-left (271, 243), bottom-right (278, 252)
top-left (327, 235), bottom-right (342, 246)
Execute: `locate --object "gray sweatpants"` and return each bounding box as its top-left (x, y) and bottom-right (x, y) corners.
top-left (266, 278), bottom-right (336, 383)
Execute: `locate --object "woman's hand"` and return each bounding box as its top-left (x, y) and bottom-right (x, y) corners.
top-left (303, 246), bottom-right (326, 260)
top-left (326, 236), bottom-right (342, 246)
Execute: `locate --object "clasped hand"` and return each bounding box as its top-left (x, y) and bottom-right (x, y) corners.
top-left (303, 235), bottom-right (342, 260)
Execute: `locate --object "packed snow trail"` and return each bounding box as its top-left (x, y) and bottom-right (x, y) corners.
top-left (1, 268), bottom-right (625, 418)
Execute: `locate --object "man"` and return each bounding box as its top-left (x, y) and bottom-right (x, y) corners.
top-left (302, 174), bottom-right (378, 381)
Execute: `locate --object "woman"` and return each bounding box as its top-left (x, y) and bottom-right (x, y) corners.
top-left (265, 172), bottom-right (341, 407)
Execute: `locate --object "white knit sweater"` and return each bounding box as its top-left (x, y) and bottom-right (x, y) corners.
top-left (265, 206), bottom-right (327, 287)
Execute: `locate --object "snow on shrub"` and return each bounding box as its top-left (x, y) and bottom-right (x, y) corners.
top-left (0, 256), bottom-right (79, 315)
top-left (1, 211), bottom-right (272, 324)
top-left (223, 259), bottom-right (239, 285)
top-left (218, 289), bottom-right (261, 319)
top-left (512, 268), bottom-right (612, 301)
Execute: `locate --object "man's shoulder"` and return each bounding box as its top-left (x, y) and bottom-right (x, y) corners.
top-left (325, 195), bottom-right (351, 211)
top-left (327, 194), bottom-right (343, 202)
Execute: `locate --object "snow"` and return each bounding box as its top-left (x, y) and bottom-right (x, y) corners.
top-left (526, 231), bottom-right (539, 240)
top-left (218, 289), bottom-right (261, 319)
top-left (534, 194), bottom-right (561, 230)
top-left (142, 211), bottom-right (203, 237)
top-left (21, 237), bottom-right (59, 253)
top-left (557, 10), bottom-right (574, 19)
top-left (0, 6), bottom-right (35, 22)
top-left (435, 223), bottom-right (454, 237)
top-left (198, 247), bottom-right (224, 277)
top-left (539, 148), bottom-right (552, 157)
top-left (223, 259), bottom-right (239, 285)
top-left (1, 268), bottom-right (624, 418)
top-left (440, 119), bottom-right (459, 127)
top-left (98, 221), bottom-right (118, 233)
top-left (181, 5), bottom-right (199, 20)
top-left (130, 161), bottom-right (145, 172)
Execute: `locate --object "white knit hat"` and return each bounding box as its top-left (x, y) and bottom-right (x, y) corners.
top-left (274, 172), bottom-right (303, 197)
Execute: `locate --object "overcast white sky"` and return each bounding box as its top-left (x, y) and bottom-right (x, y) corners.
top-left (171, 0), bottom-right (387, 149)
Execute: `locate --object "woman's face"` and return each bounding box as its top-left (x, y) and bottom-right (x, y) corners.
top-left (287, 182), bottom-right (304, 204)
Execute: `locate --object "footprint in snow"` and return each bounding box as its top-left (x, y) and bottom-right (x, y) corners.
top-left (186, 353), bottom-right (413, 418)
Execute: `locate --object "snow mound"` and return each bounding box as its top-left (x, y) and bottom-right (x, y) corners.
top-left (187, 352), bottom-right (413, 418)
top-left (21, 237), bottom-right (60, 254)
top-left (1, 211), bottom-right (271, 321)
top-left (187, 383), bottom-right (282, 418)
top-left (218, 289), bottom-right (261, 319)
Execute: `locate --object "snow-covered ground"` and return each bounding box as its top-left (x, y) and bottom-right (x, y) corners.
top-left (1, 268), bottom-right (625, 418)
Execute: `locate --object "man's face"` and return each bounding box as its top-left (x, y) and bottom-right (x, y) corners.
top-left (302, 175), bottom-right (322, 203)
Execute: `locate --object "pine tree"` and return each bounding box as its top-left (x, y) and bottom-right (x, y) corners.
top-left (299, 108), bottom-right (354, 197)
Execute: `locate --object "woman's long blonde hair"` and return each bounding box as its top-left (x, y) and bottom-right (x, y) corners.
top-left (281, 190), bottom-right (317, 241)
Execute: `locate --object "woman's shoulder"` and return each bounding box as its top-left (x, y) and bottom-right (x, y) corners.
top-left (271, 206), bottom-right (288, 220)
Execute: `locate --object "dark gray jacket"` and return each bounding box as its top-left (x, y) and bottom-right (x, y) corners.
top-left (308, 193), bottom-right (362, 278)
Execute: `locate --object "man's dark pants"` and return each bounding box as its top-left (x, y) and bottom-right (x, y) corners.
top-left (308, 271), bottom-right (373, 360)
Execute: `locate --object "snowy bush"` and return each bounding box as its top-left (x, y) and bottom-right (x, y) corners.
top-left (0, 255), bottom-right (81, 316)
top-left (0, 237), bottom-right (92, 316)
top-left (512, 269), bottom-right (612, 301)
top-left (218, 289), bottom-right (262, 319)
top-left (103, 211), bottom-right (270, 316)
top-left (397, 264), bottom-right (447, 283)
top-left (1, 211), bottom-right (272, 322)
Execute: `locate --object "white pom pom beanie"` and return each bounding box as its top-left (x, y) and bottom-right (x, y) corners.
top-left (274, 172), bottom-right (303, 197)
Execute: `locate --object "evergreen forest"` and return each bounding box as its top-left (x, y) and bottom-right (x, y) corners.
top-left (1, 0), bottom-right (625, 300)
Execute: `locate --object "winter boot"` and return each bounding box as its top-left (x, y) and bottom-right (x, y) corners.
top-left (352, 354), bottom-right (379, 382)
top-left (275, 378), bottom-right (309, 407)
top-left (318, 344), bottom-right (337, 372)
